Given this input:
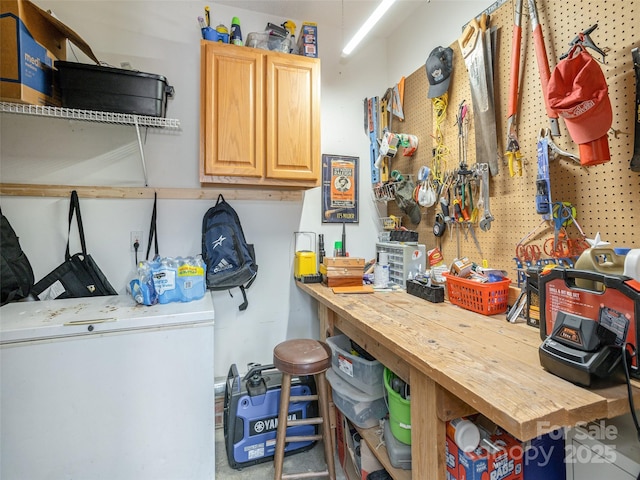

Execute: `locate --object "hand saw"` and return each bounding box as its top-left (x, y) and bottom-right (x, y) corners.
top-left (459, 17), bottom-right (499, 176)
top-left (631, 47), bottom-right (640, 172)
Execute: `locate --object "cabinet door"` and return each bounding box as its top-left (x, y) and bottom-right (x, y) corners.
top-left (265, 54), bottom-right (320, 183)
top-left (201, 42), bottom-right (264, 178)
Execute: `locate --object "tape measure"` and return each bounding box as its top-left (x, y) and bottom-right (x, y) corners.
top-left (433, 213), bottom-right (446, 237)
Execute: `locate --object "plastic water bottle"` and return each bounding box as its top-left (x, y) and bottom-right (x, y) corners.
top-left (132, 261), bottom-right (158, 305)
top-left (374, 258), bottom-right (390, 288)
top-left (177, 256), bottom-right (206, 302)
top-left (230, 16), bottom-right (243, 46)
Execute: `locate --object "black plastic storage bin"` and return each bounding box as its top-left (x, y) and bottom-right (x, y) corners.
top-left (406, 279), bottom-right (444, 303)
top-left (55, 61), bottom-right (174, 117)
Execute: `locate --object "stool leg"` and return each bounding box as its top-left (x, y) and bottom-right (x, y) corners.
top-left (273, 372), bottom-right (292, 480)
top-left (316, 372), bottom-right (336, 480)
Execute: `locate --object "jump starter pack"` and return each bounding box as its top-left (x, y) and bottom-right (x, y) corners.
top-left (223, 363), bottom-right (318, 469)
top-left (538, 268), bottom-right (640, 387)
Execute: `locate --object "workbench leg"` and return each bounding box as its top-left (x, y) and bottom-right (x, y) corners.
top-left (410, 367), bottom-right (445, 480)
top-left (317, 303), bottom-right (337, 452)
top-left (317, 303), bottom-right (336, 340)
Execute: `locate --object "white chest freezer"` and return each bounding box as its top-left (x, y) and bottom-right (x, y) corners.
top-left (565, 412), bottom-right (640, 480)
top-left (0, 294), bottom-right (215, 480)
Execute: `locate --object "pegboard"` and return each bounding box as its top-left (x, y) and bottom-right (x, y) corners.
top-left (385, 0), bottom-right (639, 280)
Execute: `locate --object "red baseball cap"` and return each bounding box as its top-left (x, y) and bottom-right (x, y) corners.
top-left (547, 50), bottom-right (612, 145)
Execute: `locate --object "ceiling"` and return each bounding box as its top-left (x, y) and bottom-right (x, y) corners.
top-left (215, 0), bottom-right (431, 44)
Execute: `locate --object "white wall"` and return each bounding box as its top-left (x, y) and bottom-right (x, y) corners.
top-left (0, 0), bottom-right (489, 379)
top-left (385, 1), bottom-right (493, 76)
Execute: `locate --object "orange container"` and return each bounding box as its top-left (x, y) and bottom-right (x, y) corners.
top-left (443, 273), bottom-right (511, 315)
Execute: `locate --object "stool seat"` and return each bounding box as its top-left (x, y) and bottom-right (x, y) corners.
top-left (273, 339), bottom-right (332, 376)
top-left (273, 338), bottom-right (336, 480)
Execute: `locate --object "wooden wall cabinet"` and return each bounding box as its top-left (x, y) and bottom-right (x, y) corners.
top-left (200, 41), bottom-right (321, 189)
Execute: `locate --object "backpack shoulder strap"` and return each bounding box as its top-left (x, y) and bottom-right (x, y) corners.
top-left (238, 285), bottom-right (248, 311)
top-left (146, 192), bottom-right (159, 261)
top-left (66, 190), bottom-right (88, 260)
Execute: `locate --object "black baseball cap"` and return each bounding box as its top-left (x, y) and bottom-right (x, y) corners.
top-left (426, 46), bottom-right (454, 98)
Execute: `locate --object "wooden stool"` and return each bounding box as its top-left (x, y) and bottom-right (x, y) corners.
top-left (273, 339), bottom-right (336, 480)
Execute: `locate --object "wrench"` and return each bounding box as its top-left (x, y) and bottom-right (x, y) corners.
top-left (477, 163), bottom-right (494, 231)
top-left (475, 170), bottom-right (485, 227)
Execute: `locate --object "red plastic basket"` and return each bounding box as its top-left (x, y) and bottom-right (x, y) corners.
top-left (443, 273), bottom-right (511, 315)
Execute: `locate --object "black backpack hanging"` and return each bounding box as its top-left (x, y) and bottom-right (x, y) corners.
top-left (0, 208), bottom-right (35, 305)
top-left (202, 194), bottom-right (258, 311)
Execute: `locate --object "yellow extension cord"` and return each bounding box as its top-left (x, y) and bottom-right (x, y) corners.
top-left (431, 93), bottom-right (450, 184)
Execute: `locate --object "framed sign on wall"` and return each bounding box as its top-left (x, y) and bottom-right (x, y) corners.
top-left (321, 154), bottom-right (359, 223)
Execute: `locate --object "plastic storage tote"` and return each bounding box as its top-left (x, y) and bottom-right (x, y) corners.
top-left (325, 368), bottom-right (387, 429)
top-left (55, 61), bottom-right (174, 117)
top-left (383, 419), bottom-right (411, 470)
top-left (326, 334), bottom-right (384, 396)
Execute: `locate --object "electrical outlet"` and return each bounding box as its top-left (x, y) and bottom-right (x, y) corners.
top-left (130, 231), bottom-right (143, 252)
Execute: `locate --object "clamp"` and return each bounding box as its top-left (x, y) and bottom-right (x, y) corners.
top-left (560, 24), bottom-right (608, 63)
top-left (539, 128), bottom-right (580, 164)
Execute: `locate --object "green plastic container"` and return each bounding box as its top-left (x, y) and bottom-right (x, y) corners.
top-left (384, 367), bottom-right (411, 445)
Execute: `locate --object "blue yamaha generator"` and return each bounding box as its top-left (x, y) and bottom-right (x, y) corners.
top-left (223, 363), bottom-right (318, 469)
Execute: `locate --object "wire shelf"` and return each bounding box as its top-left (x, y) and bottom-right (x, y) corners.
top-left (0, 102), bottom-right (180, 129)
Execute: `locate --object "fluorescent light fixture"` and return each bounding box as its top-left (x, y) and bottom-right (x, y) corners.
top-left (342, 0), bottom-right (396, 56)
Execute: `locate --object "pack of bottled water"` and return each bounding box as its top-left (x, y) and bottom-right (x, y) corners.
top-left (130, 256), bottom-right (206, 305)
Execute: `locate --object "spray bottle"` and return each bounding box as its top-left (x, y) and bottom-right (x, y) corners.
top-left (282, 20), bottom-right (297, 54)
top-left (374, 252), bottom-right (390, 288)
top-left (230, 16), bottom-right (243, 46)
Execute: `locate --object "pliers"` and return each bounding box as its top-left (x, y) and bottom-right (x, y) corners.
top-left (506, 135), bottom-right (524, 177)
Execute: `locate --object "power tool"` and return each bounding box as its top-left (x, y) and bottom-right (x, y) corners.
top-left (538, 268), bottom-right (639, 387)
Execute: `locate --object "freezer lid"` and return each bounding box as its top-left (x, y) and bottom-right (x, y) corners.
top-left (0, 293), bottom-right (214, 344)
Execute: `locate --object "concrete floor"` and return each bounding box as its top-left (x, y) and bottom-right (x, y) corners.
top-left (214, 427), bottom-right (347, 479)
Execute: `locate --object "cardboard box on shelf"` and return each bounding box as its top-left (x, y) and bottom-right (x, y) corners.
top-left (448, 415), bottom-right (565, 480)
top-left (456, 427), bottom-right (524, 480)
top-left (523, 430), bottom-right (565, 480)
top-left (335, 408), bottom-right (361, 480)
top-left (0, 0), bottom-right (98, 106)
top-left (297, 22), bottom-right (318, 58)
top-left (446, 435), bottom-right (460, 480)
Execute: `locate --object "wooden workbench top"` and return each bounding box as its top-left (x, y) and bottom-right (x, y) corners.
top-left (297, 282), bottom-right (640, 441)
